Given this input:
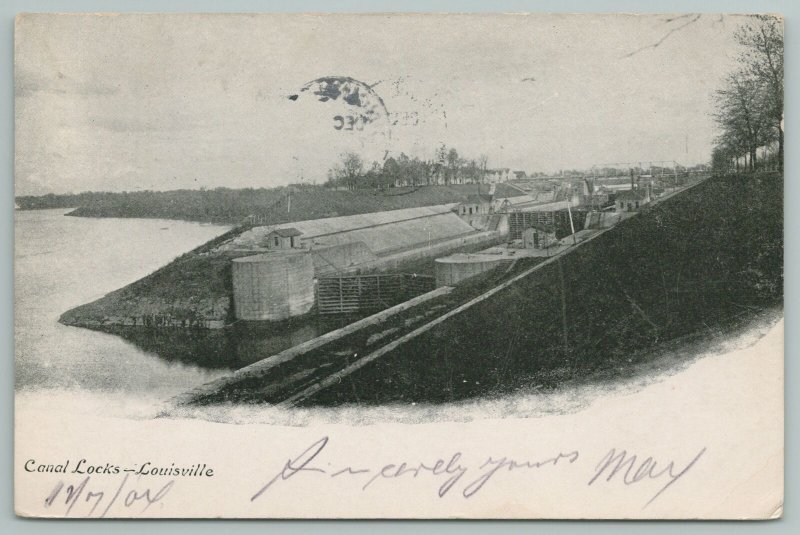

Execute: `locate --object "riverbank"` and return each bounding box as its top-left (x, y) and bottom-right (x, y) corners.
top-left (58, 226), bottom-right (244, 328)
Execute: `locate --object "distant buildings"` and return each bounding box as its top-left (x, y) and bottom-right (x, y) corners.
top-left (456, 194), bottom-right (494, 216)
top-left (485, 168), bottom-right (516, 183)
top-left (392, 167), bottom-right (520, 187)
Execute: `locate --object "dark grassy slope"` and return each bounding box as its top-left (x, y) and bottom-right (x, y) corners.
top-left (304, 173), bottom-right (783, 406)
top-left (20, 183), bottom-right (523, 224)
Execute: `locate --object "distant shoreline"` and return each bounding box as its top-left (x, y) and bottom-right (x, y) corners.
top-left (15, 183), bottom-right (525, 225)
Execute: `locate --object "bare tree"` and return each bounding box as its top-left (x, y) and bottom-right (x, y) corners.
top-left (330, 152), bottom-right (364, 190)
top-left (446, 148), bottom-right (459, 185)
top-left (711, 15), bottom-right (783, 174)
top-left (713, 73), bottom-right (769, 172)
top-left (735, 15), bottom-right (784, 170)
top-left (478, 154), bottom-right (489, 183)
top-left (382, 156), bottom-right (399, 188)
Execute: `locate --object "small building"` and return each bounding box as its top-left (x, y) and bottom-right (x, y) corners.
top-left (457, 194), bottom-right (494, 216)
top-left (579, 179), bottom-right (612, 209)
top-left (615, 188), bottom-right (651, 212)
top-left (522, 223), bottom-right (557, 249)
top-left (264, 228), bottom-right (304, 250)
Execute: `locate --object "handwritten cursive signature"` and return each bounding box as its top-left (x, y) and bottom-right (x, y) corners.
top-left (588, 447), bottom-right (707, 508)
top-left (44, 474), bottom-right (175, 517)
top-left (252, 437), bottom-right (707, 509)
top-left (251, 436), bottom-right (580, 501)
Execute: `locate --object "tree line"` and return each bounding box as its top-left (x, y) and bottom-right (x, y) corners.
top-left (16, 180), bottom-right (509, 225)
top-left (712, 15), bottom-right (783, 174)
top-left (326, 146), bottom-right (492, 190)
top-left (16, 187), bottom-right (301, 223)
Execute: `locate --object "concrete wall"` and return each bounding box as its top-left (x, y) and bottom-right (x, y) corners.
top-left (491, 214), bottom-right (510, 235)
top-left (344, 230), bottom-right (507, 275)
top-left (304, 212), bottom-right (477, 255)
top-left (435, 257), bottom-right (509, 286)
top-left (584, 211), bottom-right (622, 229)
top-left (311, 241), bottom-right (378, 276)
top-left (459, 214), bottom-right (493, 230)
top-left (232, 252), bottom-right (315, 321)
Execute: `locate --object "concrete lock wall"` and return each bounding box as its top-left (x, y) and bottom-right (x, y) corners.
top-left (302, 212), bottom-right (476, 255)
top-left (435, 256), bottom-right (508, 286)
top-left (232, 252), bottom-right (315, 321)
top-left (347, 230), bottom-right (507, 276)
top-left (311, 241), bottom-right (378, 276)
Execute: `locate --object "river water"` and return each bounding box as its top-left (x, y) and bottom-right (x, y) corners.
top-left (15, 209), bottom-right (237, 400)
top-left (15, 208), bottom-right (370, 414)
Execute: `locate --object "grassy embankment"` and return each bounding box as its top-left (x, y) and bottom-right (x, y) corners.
top-left (297, 173), bottom-right (783, 405)
top-left (58, 184), bottom-right (522, 328)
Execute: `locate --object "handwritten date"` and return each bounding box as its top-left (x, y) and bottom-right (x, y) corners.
top-left (44, 474), bottom-right (174, 517)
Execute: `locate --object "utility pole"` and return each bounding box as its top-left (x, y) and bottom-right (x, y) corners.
top-left (685, 132), bottom-right (689, 161)
top-left (565, 200), bottom-right (577, 245)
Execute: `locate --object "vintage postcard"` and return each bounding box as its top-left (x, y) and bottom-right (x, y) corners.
top-left (14, 13), bottom-right (783, 519)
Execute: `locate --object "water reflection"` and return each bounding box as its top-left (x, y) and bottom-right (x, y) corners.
top-left (87, 314), bottom-right (365, 370)
top-left (15, 208), bottom-right (234, 397)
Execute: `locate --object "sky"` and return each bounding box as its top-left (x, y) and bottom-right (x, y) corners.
top-left (15, 13), bottom-right (748, 195)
